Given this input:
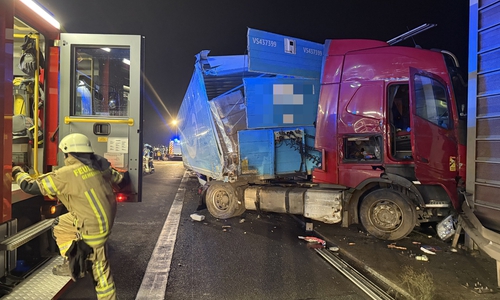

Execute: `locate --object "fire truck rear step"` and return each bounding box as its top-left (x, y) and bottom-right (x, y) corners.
top-left (0, 219), bottom-right (55, 251)
top-left (1, 256), bottom-right (72, 300)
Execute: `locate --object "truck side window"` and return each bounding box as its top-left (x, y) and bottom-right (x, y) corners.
top-left (388, 84), bottom-right (410, 132)
top-left (344, 136), bottom-right (382, 162)
top-left (414, 74), bottom-right (450, 129)
top-left (388, 83), bottom-right (412, 160)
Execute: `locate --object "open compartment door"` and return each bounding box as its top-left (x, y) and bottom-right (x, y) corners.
top-left (408, 67), bottom-right (459, 206)
top-left (58, 33), bottom-right (144, 202)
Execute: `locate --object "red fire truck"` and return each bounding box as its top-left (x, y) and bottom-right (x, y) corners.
top-left (0, 0), bottom-right (143, 297)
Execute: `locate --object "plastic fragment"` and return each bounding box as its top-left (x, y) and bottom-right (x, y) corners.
top-left (298, 236), bottom-right (326, 246)
top-left (329, 246), bottom-right (339, 252)
top-left (420, 246), bottom-right (436, 255)
top-left (415, 255), bottom-right (429, 261)
top-left (387, 244), bottom-right (407, 250)
top-left (190, 213), bottom-right (205, 221)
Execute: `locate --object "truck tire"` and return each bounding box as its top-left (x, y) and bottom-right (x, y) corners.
top-left (206, 182), bottom-right (243, 219)
top-left (359, 189), bottom-right (416, 241)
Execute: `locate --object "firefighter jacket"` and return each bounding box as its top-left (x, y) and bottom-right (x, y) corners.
top-left (13, 154), bottom-right (118, 247)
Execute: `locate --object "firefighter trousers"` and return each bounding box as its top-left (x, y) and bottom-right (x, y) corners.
top-left (53, 213), bottom-right (117, 300)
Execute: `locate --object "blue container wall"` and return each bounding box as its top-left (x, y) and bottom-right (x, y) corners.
top-left (238, 129), bottom-right (275, 178)
top-left (239, 127), bottom-right (321, 178)
top-left (244, 77), bottom-right (320, 129)
top-left (178, 68), bottom-right (223, 179)
top-left (247, 28), bottom-right (324, 79)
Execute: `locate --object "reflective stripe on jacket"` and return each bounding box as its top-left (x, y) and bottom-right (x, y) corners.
top-left (15, 155), bottom-right (117, 239)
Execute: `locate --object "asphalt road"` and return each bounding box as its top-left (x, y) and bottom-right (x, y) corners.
top-left (59, 160), bottom-right (371, 300)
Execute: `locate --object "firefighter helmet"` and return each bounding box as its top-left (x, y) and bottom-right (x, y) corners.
top-left (59, 133), bottom-right (94, 153)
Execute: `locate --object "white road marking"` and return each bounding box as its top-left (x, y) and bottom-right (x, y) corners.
top-left (135, 171), bottom-right (189, 299)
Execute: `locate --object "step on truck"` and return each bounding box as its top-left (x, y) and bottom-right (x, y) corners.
top-left (177, 26), bottom-right (491, 246)
top-left (1, 0), bottom-right (144, 297)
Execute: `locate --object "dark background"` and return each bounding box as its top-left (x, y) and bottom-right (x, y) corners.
top-left (36, 0), bottom-right (469, 146)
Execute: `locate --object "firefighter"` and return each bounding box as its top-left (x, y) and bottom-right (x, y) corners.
top-left (12, 133), bottom-right (119, 300)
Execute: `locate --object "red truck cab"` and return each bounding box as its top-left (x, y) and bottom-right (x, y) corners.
top-left (313, 39), bottom-right (467, 239)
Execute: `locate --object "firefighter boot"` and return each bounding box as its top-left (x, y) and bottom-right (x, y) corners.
top-left (52, 259), bottom-right (71, 277)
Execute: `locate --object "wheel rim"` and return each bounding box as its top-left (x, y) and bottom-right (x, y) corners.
top-left (210, 188), bottom-right (230, 212)
top-left (369, 200), bottom-right (403, 231)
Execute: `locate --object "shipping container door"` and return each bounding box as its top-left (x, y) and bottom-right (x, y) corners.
top-left (58, 34), bottom-right (144, 202)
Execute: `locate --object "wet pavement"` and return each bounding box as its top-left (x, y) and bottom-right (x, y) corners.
top-left (313, 221), bottom-right (499, 300)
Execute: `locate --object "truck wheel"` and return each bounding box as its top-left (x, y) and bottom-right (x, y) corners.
top-left (359, 189), bottom-right (416, 241)
top-left (206, 182), bottom-right (243, 219)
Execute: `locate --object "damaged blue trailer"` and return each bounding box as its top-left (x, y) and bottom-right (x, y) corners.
top-left (178, 29), bottom-right (323, 183)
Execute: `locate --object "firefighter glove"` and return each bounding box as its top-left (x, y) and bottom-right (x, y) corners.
top-left (12, 166), bottom-right (24, 179)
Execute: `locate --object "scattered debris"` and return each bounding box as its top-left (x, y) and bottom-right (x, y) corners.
top-left (436, 215), bottom-right (457, 241)
top-left (306, 222), bottom-right (314, 231)
top-left (348, 242), bottom-right (356, 246)
top-left (329, 245), bottom-right (340, 252)
top-left (420, 246), bottom-right (437, 255)
top-left (222, 225), bottom-right (231, 229)
top-left (239, 218), bottom-right (245, 224)
top-left (415, 255), bottom-right (429, 262)
top-left (190, 213), bottom-right (205, 222)
top-left (412, 241), bottom-right (422, 245)
top-left (475, 282), bottom-right (494, 294)
top-left (298, 236), bottom-right (326, 246)
top-left (422, 245), bottom-right (441, 252)
top-left (388, 244), bottom-right (407, 250)
top-left (223, 229), bottom-right (227, 232)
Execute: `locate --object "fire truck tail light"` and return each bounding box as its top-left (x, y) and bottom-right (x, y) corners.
top-left (116, 193), bottom-right (128, 202)
top-left (50, 205), bottom-right (57, 215)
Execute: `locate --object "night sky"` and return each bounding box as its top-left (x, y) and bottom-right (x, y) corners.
top-left (36, 0), bottom-right (469, 146)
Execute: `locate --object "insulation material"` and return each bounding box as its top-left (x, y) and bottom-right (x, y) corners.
top-left (210, 90), bottom-right (248, 154)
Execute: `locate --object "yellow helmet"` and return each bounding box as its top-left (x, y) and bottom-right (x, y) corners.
top-left (59, 133), bottom-right (93, 153)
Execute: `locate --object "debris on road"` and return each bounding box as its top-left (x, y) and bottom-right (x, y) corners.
top-left (222, 225), bottom-right (231, 229)
top-left (387, 243), bottom-right (407, 250)
top-left (437, 215), bottom-right (457, 241)
top-left (190, 213), bottom-right (205, 221)
top-left (420, 246), bottom-right (437, 255)
top-left (329, 245), bottom-right (340, 252)
top-left (415, 255), bottom-right (429, 262)
top-left (239, 218), bottom-right (245, 224)
top-left (298, 236), bottom-right (326, 246)
top-left (348, 242), bottom-right (356, 246)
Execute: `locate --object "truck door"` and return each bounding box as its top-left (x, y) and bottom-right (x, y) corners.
top-left (58, 34), bottom-right (144, 202)
top-left (409, 67), bottom-right (458, 197)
